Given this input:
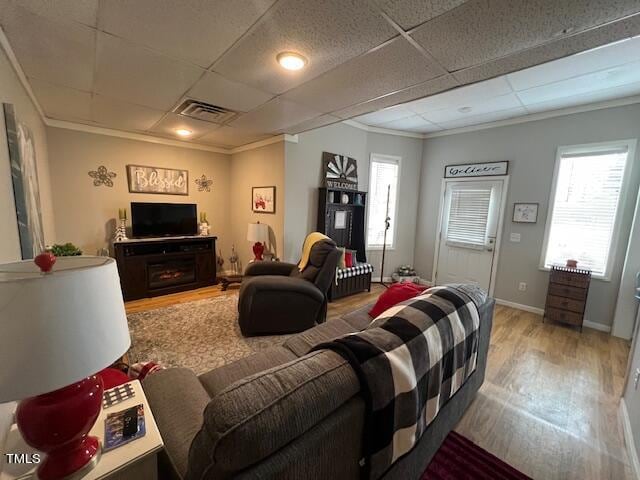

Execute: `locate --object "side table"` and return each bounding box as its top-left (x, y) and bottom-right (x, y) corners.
top-left (0, 380), bottom-right (163, 480)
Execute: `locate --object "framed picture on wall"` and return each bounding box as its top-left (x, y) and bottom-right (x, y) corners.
top-left (513, 203), bottom-right (539, 223)
top-left (252, 186), bottom-right (276, 213)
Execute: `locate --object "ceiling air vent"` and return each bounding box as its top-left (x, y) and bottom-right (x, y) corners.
top-left (173, 99), bottom-right (239, 125)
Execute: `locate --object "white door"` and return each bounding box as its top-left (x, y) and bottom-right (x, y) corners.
top-left (435, 179), bottom-right (505, 291)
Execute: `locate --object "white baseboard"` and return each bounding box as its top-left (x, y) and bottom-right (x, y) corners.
top-left (495, 298), bottom-right (545, 315)
top-left (583, 320), bottom-right (612, 332)
top-left (494, 298), bottom-right (612, 332)
top-left (620, 399), bottom-right (640, 480)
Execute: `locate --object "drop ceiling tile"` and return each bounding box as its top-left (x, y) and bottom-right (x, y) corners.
top-left (187, 72), bottom-right (273, 113)
top-left (420, 93), bottom-right (522, 123)
top-left (278, 114), bottom-right (340, 134)
top-left (437, 106), bottom-right (527, 130)
top-left (199, 126), bottom-right (273, 148)
top-left (8, 0), bottom-right (98, 26)
top-left (213, 0), bottom-right (397, 94)
top-left (507, 36), bottom-right (640, 91)
top-left (524, 81), bottom-right (640, 114)
top-left (98, 0), bottom-right (275, 68)
top-left (516, 61), bottom-right (640, 105)
top-left (333, 74), bottom-right (459, 119)
top-left (411, 0), bottom-right (640, 72)
top-left (405, 77), bottom-right (512, 114)
top-left (354, 105), bottom-right (415, 126)
top-left (27, 78), bottom-right (92, 121)
top-left (91, 95), bottom-right (165, 132)
top-left (453, 13), bottom-right (640, 86)
top-left (375, 0), bottom-right (468, 30)
top-left (378, 115), bottom-right (441, 133)
top-left (283, 37), bottom-right (446, 113)
top-left (229, 97), bottom-right (321, 133)
top-left (0, 3), bottom-right (95, 91)
top-left (149, 113), bottom-right (218, 140)
top-left (94, 32), bottom-right (204, 111)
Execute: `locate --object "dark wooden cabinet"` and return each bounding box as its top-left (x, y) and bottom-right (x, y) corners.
top-left (543, 266), bottom-right (591, 329)
top-left (114, 236), bottom-right (217, 301)
top-left (316, 187), bottom-right (367, 262)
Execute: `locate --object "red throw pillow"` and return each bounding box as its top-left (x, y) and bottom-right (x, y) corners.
top-left (344, 251), bottom-right (353, 268)
top-left (369, 283), bottom-right (427, 318)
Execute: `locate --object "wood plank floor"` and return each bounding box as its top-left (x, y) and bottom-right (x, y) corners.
top-left (125, 285), bottom-right (632, 479)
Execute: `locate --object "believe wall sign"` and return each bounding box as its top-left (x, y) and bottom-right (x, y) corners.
top-left (127, 164), bottom-right (188, 195)
top-left (322, 151), bottom-right (358, 190)
top-left (444, 161), bottom-right (509, 178)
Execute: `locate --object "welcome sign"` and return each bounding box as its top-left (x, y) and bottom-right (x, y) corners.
top-left (444, 161), bottom-right (508, 178)
top-left (127, 165), bottom-right (189, 195)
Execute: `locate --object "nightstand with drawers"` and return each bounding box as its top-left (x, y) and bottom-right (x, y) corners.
top-left (543, 266), bottom-right (591, 330)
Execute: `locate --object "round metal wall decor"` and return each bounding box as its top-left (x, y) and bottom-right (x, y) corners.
top-left (88, 166), bottom-right (116, 187)
top-left (195, 174), bottom-right (213, 192)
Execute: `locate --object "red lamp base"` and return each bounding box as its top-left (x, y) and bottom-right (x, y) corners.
top-left (252, 241), bottom-right (265, 261)
top-left (16, 376), bottom-right (104, 480)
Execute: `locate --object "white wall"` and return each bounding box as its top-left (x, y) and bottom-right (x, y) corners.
top-left (415, 104), bottom-right (640, 329)
top-left (0, 37), bottom-right (55, 456)
top-left (284, 123), bottom-right (423, 273)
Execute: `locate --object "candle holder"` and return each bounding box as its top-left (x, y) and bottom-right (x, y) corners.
top-left (114, 218), bottom-right (128, 242)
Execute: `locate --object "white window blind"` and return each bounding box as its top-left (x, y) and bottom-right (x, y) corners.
top-left (367, 156), bottom-right (399, 248)
top-left (446, 187), bottom-right (492, 249)
top-left (542, 145), bottom-right (629, 277)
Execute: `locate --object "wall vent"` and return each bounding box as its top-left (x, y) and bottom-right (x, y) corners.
top-left (173, 99), bottom-right (239, 124)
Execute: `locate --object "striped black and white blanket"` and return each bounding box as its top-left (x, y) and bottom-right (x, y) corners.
top-left (314, 284), bottom-right (486, 479)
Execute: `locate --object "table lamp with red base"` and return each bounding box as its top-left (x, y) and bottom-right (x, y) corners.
top-left (0, 254), bottom-right (131, 480)
top-left (247, 222), bottom-right (269, 261)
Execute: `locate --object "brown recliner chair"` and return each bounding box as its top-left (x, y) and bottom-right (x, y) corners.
top-left (238, 239), bottom-right (340, 336)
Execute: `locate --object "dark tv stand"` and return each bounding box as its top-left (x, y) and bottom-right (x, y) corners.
top-left (113, 236), bottom-right (217, 301)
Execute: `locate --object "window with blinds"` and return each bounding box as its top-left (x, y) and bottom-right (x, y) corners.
top-left (446, 187), bottom-right (492, 249)
top-left (542, 143), bottom-right (631, 278)
top-left (367, 155), bottom-right (399, 248)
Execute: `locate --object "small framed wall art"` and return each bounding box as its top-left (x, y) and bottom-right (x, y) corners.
top-left (512, 203), bottom-right (539, 223)
top-left (252, 186), bottom-right (276, 213)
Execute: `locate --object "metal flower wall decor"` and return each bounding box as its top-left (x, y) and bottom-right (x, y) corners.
top-left (88, 165), bottom-right (116, 187)
top-left (195, 174), bottom-right (213, 192)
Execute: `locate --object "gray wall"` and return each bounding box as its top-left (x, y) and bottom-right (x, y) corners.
top-left (284, 123), bottom-right (423, 274)
top-left (624, 308), bottom-right (640, 468)
top-left (414, 104), bottom-right (640, 328)
top-left (624, 309), bottom-right (640, 469)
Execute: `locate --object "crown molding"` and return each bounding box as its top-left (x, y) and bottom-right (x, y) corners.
top-left (229, 134), bottom-right (298, 154)
top-left (342, 119), bottom-right (425, 139)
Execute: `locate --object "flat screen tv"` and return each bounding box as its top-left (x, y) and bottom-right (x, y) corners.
top-left (131, 202), bottom-right (198, 238)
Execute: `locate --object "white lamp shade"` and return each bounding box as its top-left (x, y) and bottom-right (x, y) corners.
top-left (0, 256), bottom-right (131, 402)
top-left (247, 223), bottom-right (268, 243)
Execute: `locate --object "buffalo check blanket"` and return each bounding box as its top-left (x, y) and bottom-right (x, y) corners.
top-left (314, 284), bottom-right (486, 480)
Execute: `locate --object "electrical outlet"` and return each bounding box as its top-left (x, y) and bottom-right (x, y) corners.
top-left (518, 282), bottom-right (527, 291)
top-left (634, 368), bottom-right (640, 390)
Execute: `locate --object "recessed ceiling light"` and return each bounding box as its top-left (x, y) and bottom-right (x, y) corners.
top-left (277, 52), bottom-right (307, 71)
top-left (458, 106), bottom-right (473, 114)
top-left (176, 129), bottom-right (192, 137)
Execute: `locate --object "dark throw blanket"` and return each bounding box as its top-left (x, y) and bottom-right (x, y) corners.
top-left (314, 284), bottom-right (487, 480)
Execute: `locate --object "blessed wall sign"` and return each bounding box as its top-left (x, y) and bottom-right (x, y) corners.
top-left (126, 165), bottom-right (188, 195)
top-left (444, 161), bottom-right (509, 178)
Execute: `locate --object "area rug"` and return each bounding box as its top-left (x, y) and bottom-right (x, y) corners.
top-left (422, 431), bottom-right (531, 479)
top-left (127, 294), bottom-right (293, 375)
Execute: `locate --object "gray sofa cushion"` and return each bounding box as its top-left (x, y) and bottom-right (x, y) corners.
top-left (341, 302), bottom-right (374, 330)
top-left (198, 346), bottom-right (297, 398)
top-left (185, 350), bottom-right (360, 478)
top-left (283, 318), bottom-right (358, 356)
top-left (143, 368), bottom-right (211, 479)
